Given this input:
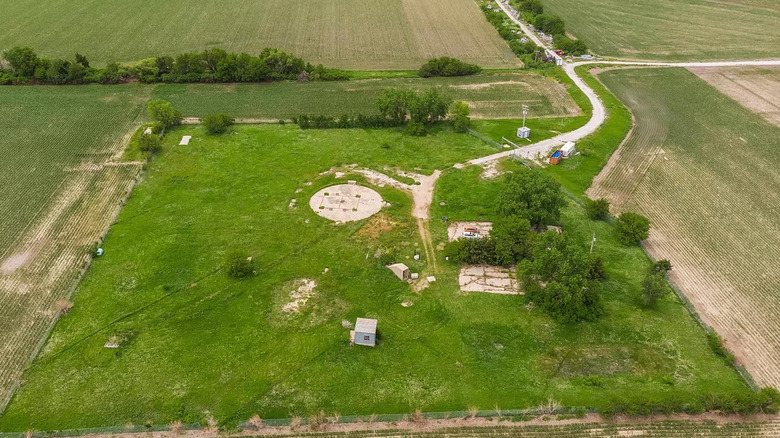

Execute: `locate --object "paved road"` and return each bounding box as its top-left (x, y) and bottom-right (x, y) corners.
top-left (474, 0), bottom-right (780, 165)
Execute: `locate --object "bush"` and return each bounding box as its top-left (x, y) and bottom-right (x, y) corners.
top-left (449, 101), bottom-right (471, 133)
top-left (533, 14), bottom-right (565, 35)
top-left (225, 250), bottom-right (254, 278)
top-left (706, 332), bottom-right (734, 360)
top-left (406, 121), bottom-right (426, 136)
top-left (642, 272), bottom-right (668, 308)
top-left (615, 211), bottom-right (651, 246)
top-left (444, 238), bottom-right (498, 266)
top-left (418, 57), bottom-right (482, 78)
top-left (202, 113), bottom-right (235, 135)
top-left (517, 0), bottom-right (544, 15)
top-left (138, 134), bottom-right (161, 153)
top-left (651, 259), bottom-right (672, 274)
top-left (553, 34), bottom-right (588, 56)
top-left (147, 99), bottom-right (182, 128)
top-left (585, 198), bottom-right (610, 220)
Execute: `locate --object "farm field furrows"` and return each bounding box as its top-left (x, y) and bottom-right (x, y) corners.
top-left (153, 72), bottom-right (581, 120)
top-left (539, 0), bottom-right (780, 61)
top-left (0, 0), bottom-right (519, 70)
top-left (689, 66), bottom-right (780, 127)
top-left (0, 85), bottom-right (149, 410)
top-left (588, 67), bottom-right (780, 388)
top-left (0, 125), bottom-right (750, 431)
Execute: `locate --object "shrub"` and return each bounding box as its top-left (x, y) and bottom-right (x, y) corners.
top-left (147, 99), bottom-right (182, 128)
top-left (225, 250), bottom-right (254, 278)
top-left (449, 101), bottom-right (471, 133)
top-left (517, 0), bottom-right (544, 15)
top-left (138, 134), bottom-right (161, 153)
top-left (533, 14), bottom-right (565, 35)
top-left (706, 332), bottom-right (734, 360)
top-left (3, 46), bottom-right (40, 77)
top-left (585, 198), bottom-right (610, 220)
top-left (406, 121), bottom-right (426, 136)
top-left (588, 254), bottom-right (606, 280)
top-left (202, 113), bottom-right (235, 135)
top-left (642, 272), bottom-right (668, 308)
top-left (651, 259), bottom-right (672, 274)
top-left (615, 211), bottom-right (651, 245)
top-left (553, 35), bottom-right (589, 56)
top-left (418, 57), bottom-right (482, 78)
top-left (444, 238), bottom-right (498, 266)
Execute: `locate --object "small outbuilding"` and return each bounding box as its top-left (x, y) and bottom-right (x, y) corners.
top-left (179, 135), bottom-right (192, 146)
top-left (387, 263), bottom-right (410, 281)
top-left (517, 126), bottom-right (531, 139)
top-left (561, 142), bottom-right (576, 157)
top-left (352, 317), bottom-right (377, 347)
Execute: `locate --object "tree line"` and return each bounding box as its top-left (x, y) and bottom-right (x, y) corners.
top-left (295, 88), bottom-right (471, 136)
top-left (0, 46), bottom-right (349, 85)
top-left (510, 0), bottom-right (589, 56)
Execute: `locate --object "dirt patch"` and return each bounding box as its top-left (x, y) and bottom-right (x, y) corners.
top-left (280, 279), bottom-right (317, 313)
top-left (0, 251), bottom-right (33, 275)
top-left (355, 212), bottom-right (398, 239)
top-left (689, 66), bottom-right (780, 128)
top-left (447, 222), bottom-right (493, 241)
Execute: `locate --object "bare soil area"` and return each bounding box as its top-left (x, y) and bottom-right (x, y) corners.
top-left (689, 66), bottom-right (780, 128)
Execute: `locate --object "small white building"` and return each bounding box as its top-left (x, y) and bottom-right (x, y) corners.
top-left (561, 142), bottom-right (576, 157)
top-left (352, 318), bottom-right (377, 347)
top-left (517, 127), bottom-right (531, 139)
top-left (179, 135), bottom-right (192, 146)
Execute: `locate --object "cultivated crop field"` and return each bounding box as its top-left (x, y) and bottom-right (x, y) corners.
top-left (689, 66), bottom-right (780, 127)
top-left (541, 0), bottom-right (780, 61)
top-left (0, 124), bottom-right (750, 431)
top-left (0, 86), bottom-right (149, 409)
top-left (154, 72), bottom-right (582, 120)
top-left (588, 67), bottom-right (780, 388)
top-left (0, 0), bottom-right (519, 70)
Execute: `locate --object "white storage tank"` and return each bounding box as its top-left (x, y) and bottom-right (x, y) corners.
top-left (561, 142), bottom-right (576, 157)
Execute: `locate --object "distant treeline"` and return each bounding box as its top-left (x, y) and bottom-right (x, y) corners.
top-left (0, 46), bottom-right (349, 85)
top-left (480, 0), bottom-right (589, 58)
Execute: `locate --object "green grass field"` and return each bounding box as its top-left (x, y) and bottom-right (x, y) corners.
top-left (0, 123), bottom-right (751, 431)
top-left (587, 67), bottom-right (780, 389)
top-left (0, 0), bottom-right (519, 70)
top-left (154, 72), bottom-right (581, 120)
top-left (541, 0), bottom-right (780, 61)
top-left (0, 85), bottom-right (150, 410)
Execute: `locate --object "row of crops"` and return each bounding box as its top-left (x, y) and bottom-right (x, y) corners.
top-left (0, 85), bottom-right (149, 409)
top-left (589, 67), bottom-right (780, 389)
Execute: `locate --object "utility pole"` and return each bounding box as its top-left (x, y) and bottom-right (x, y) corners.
top-left (522, 104), bottom-right (529, 128)
top-left (590, 232), bottom-right (596, 253)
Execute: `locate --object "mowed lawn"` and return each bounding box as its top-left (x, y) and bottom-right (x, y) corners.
top-left (0, 0), bottom-right (518, 70)
top-left (154, 72), bottom-right (582, 120)
top-left (0, 86), bottom-right (149, 410)
top-left (0, 125), bottom-right (750, 431)
top-left (588, 68), bottom-right (780, 388)
top-left (541, 0), bottom-right (780, 61)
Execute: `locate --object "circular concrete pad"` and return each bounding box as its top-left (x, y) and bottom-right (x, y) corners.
top-left (310, 184), bottom-right (383, 222)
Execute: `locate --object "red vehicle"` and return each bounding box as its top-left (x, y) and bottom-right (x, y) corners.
top-left (554, 49), bottom-right (564, 56)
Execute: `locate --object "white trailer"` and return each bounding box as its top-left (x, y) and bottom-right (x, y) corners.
top-left (561, 141), bottom-right (576, 157)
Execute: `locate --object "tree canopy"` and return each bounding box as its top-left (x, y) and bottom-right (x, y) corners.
top-left (498, 167), bottom-right (566, 227)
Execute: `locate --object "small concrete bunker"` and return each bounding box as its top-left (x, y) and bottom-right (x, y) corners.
top-left (351, 317), bottom-right (377, 347)
top-left (387, 263), bottom-right (410, 281)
